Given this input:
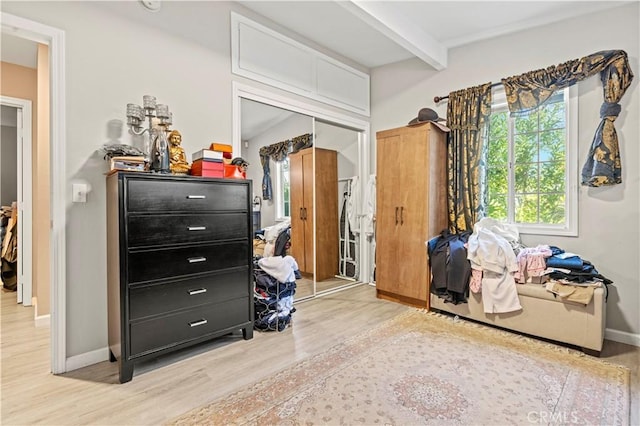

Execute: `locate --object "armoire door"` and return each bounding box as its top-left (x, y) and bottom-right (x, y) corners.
top-left (395, 126), bottom-right (430, 302)
top-left (375, 133), bottom-right (403, 296)
top-left (289, 148), bottom-right (315, 275)
top-left (289, 150), bottom-right (308, 273)
top-left (301, 149), bottom-right (314, 273)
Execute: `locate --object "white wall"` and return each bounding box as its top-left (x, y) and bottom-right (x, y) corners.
top-left (371, 3), bottom-right (640, 339)
top-left (0, 0), bottom-right (369, 361)
top-left (0, 125), bottom-right (17, 206)
top-left (315, 121), bottom-right (359, 180)
top-left (315, 121), bottom-right (360, 222)
top-left (242, 112), bottom-right (312, 227)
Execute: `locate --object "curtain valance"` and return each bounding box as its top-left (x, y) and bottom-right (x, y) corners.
top-left (501, 50), bottom-right (633, 187)
top-left (259, 133), bottom-right (313, 200)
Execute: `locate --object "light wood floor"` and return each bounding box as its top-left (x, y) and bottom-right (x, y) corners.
top-left (295, 275), bottom-right (358, 299)
top-left (1, 285), bottom-right (638, 425)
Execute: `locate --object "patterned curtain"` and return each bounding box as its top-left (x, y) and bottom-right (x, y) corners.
top-left (446, 82), bottom-right (492, 233)
top-left (258, 133), bottom-right (313, 200)
top-left (501, 50), bottom-right (633, 187)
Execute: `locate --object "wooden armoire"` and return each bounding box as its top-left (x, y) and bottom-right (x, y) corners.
top-left (375, 122), bottom-right (448, 308)
top-left (289, 147), bottom-right (338, 282)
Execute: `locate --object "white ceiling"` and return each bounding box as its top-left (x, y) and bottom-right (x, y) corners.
top-left (1, 0), bottom-right (631, 139)
top-left (241, 98), bottom-right (299, 141)
top-left (239, 1), bottom-right (631, 69)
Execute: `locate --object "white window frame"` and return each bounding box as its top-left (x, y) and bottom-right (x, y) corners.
top-left (274, 158), bottom-right (290, 221)
top-left (488, 86), bottom-right (578, 236)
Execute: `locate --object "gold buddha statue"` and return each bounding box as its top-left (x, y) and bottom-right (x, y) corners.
top-left (167, 130), bottom-right (191, 174)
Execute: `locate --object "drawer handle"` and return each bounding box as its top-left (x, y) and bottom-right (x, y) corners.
top-left (188, 319), bottom-right (208, 328)
top-left (187, 195), bottom-right (206, 199)
top-left (188, 288), bottom-right (207, 295)
top-left (188, 226), bottom-right (206, 231)
top-left (187, 257), bottom-right (207, 263)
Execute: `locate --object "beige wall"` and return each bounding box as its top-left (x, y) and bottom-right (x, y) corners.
top-left (0, 60), bottom-right (42, 308)
top-left (0, 52), bottom-right (50, 316)
top-left (0, 61), bottom-right (37, 150)
top-left (371, 3), bottom-right (640, 338)
top-left (35, 44), bottom-right (50, 317)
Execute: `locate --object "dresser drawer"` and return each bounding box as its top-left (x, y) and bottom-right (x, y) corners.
top-left (129, 297), bottom-right (250, 357)
top-left (128, 241), bottom-right (249, 284)
top-left (129, 268), bottom-right (250, 320)
top-left (127, 213), bottom-right (248, 247)
top-left (126, 179), bottom-right (248, 212)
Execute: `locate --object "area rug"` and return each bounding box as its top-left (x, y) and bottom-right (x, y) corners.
top-left (170, 310), bottom-right (630, 425)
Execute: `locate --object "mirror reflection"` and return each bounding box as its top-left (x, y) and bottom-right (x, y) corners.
top-left (240, 98), bottom-right (362, 300)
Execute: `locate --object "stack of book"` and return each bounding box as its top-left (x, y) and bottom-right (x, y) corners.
top-left (110, 156), bottom-right (146, 172)
top-left (191, 143), bottom-right (234, 178)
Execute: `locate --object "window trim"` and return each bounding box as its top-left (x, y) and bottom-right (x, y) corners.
top-left (274, 158), bottom-right (290, 221)
top-left (489, 86), bottom-right (578, 237)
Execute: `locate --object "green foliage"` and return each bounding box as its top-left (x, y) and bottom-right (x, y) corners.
top-left (281, 159), bottom-right (291, 218)
top-left (485, 95), bottom-right (566, 225)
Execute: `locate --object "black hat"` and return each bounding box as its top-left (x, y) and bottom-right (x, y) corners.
top-left (408, 108), bottom-right (450, 132)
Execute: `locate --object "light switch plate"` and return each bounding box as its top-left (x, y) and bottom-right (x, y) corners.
top-left (72, 183), bottom-right (87, 203)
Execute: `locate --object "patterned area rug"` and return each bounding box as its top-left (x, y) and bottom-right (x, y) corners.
top-left (170, 310), bottom-right (630, 425)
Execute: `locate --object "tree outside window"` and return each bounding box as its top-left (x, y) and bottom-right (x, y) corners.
top-left (485, 89), bottom-right (574, 235)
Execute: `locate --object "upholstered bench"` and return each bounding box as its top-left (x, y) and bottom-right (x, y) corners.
top-left (430, 282), bottom-right (606, 355)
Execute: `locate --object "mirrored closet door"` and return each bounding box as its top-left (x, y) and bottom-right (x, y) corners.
top-left (240, 97), bottom-right (364, 302)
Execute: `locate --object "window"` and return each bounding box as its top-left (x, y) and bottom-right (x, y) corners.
top-left (275, 159), bottom-right (290, 220)
top-left (484, 87), bottom-right (577, 236)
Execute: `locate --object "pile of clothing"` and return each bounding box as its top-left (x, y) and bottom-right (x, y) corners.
top-left (428, 217), bottom-right (614, 313)
top-left (253, 255), bottom-right (300, 332)
top-left (253, 219), bottom-right (291, 258)
top-left (427, 229), bottom-right (472, 305)
top-left (543, 246), bottom-right (612, 304)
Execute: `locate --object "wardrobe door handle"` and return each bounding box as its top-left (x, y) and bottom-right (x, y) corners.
top-left (300, 207), bottom-right (304, 220)
top-left (395, 207), bottom-right (399, 225)
top-left (187, 195), bottom-right (206, 199)
top-left (188, 319), bottom-right (208, 328)
top-left (188, 288), bottom-right (207, 295)
top-left (303, 207), bottom-right (308, 220)
top-left (187, 257), bottom-right (207, 263)
top-left (400, 207), bottom-right (404, 225)
top-left (187, 226), bottom-right (206, 231)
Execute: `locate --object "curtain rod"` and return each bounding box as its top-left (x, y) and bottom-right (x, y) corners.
top-left (433, 81), bottom-right (503, 103)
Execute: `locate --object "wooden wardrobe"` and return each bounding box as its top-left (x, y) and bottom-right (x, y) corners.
top-left (289, 147), bottom-right (338, 282)
top-left (375, 122), bottom-right (448, 308)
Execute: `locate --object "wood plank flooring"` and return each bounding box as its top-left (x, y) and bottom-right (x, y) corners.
top-left (1, 285), bottom-right (638, 425)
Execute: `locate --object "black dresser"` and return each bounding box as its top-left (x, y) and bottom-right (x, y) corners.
top-left (107, 172), bottom-right (253, 383)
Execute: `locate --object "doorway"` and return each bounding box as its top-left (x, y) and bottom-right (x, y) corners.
top-left (233, 82), bottom-right (372, 300)
top-left (1, 12), bottom-right (66, 374)
top-left (0, 99), bottom-right (32, 306)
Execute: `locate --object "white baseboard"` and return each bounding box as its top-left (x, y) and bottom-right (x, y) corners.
top-left (65, 347), bottom-right (110, 372)
top-left (605, 328), bottom-right (640, 347)
top-left (34, 314), bottom-right (50, 328)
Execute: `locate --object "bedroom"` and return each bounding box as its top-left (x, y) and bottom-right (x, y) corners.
top-left (0, 0), bottom-right (638, 424)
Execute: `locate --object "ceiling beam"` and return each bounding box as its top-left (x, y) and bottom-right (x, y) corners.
top-left (338, 0), bottom-right (447, 70)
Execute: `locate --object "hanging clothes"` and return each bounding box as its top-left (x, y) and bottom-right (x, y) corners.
top-left (362, 175), bottom-right (376, 238)
top-left (346, 175), bottom-right (360, 236)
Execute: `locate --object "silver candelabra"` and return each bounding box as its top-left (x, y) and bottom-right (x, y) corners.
top-left (126, 95), bottom-right (172, 173)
